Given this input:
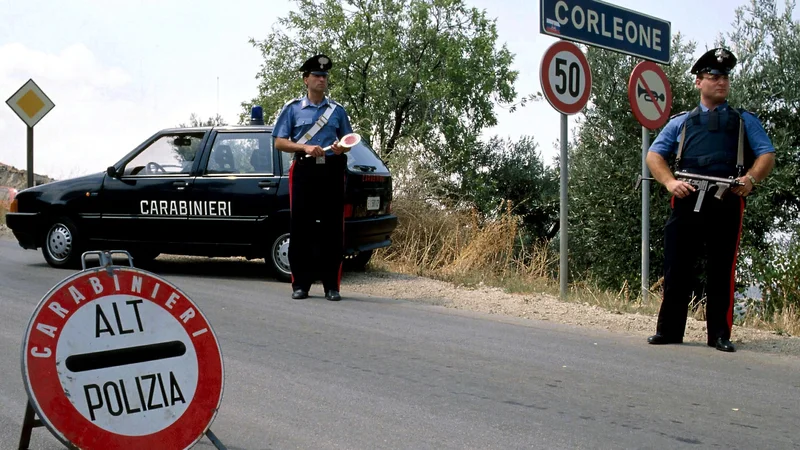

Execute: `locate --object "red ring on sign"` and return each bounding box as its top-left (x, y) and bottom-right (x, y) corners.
top-left (22, 268), bottom-right (224, 450)
top-left (628, 61), bottom-right (673, 130)
top-left (540, 41), bottom-right (593, 115)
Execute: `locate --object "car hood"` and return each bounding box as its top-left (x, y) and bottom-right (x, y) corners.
top-left (17, 172), bottom-right (105, 195)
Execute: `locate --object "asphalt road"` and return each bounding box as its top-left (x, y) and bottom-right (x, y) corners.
top-left (0, 238), bottom-right (799, 450)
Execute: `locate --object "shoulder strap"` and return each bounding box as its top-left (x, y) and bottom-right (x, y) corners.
top-left (296, 101), bottom-right (337, 145)
top-left (674, 107), bottom-right (700, 169)
top-left (737, 109), bottom-right (745, 176)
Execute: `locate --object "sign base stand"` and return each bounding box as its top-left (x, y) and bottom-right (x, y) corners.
top-left (17, 400), bottom-right (43, 450)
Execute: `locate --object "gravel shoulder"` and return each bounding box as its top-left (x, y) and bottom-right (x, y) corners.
top-left (2, 224), bottom-right (796, 358)
top-left (342, 270), bottom-right (800, 358)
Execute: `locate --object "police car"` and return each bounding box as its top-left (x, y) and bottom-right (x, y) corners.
top-left (5, 107), bottom-right (397, 281)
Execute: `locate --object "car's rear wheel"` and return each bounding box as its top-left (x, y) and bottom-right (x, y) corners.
top-left (268, 232), bottom-right (292, 282)
top-left (42, 216), bottom-right (83, 269)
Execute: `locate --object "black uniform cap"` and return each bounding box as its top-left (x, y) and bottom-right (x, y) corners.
top-left (690, 48), bottom-right (737, 76)
top-left (299, 54), bottom-right (332, 75)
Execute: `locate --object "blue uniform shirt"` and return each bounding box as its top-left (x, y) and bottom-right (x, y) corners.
top-left (273, 96), bottom-right (353, 155)
top-left (649, 101), bottom-right (775, 159)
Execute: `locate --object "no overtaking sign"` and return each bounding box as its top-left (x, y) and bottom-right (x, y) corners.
top-left (22, 266), bottom-right (224, 449)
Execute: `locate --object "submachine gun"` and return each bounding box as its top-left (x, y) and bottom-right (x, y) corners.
top-left (635, 171), bottom-right (744, 212)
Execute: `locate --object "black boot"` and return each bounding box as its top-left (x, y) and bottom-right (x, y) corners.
top-left (647, 334), bottom-right (683, 345)
top-left (712, 337), bottom-right (736, 352)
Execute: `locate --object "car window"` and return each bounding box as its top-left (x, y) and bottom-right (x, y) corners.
top-left (123, 133), bottom-right (204, 176)
top-left (346, 142), bottom-right (390, 175)
top-left (206, 132), bottom-right (273, 175)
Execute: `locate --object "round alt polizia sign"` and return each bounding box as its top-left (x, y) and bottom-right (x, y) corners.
top-left (21, 267), bottom-right (224, 449)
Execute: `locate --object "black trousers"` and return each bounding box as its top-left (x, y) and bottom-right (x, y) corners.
top-left (656, 191), bottom-right (745, 341)
top-left (288, 154), bottom-right (346, 293)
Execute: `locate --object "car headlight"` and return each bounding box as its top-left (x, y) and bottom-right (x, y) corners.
top-left (10, 198), bottom-right (18, 213)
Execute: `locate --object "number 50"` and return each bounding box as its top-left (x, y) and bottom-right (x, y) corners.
top-left (555, 57), bottom-right (581, 97)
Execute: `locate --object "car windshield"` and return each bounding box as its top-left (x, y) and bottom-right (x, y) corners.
top-left (279, 139), bottom-right (390, 176)
top-left (345, 142), bottom-right (390, 175)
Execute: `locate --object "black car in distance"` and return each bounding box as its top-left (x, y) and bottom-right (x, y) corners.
top-left (6, 107), bottom-right (397, 281)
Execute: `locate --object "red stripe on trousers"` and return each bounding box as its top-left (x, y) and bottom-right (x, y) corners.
top-left (727, 196), bottom-right (745, 331)
top-left (336, 171), bottom-right (345, 289)
top-left (289, 160), bottom-right (295, 286)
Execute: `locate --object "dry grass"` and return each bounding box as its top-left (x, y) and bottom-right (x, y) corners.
top-left (373, 195), bottom-right (800, 334)
top-left (0, 204), bottom-right (6, 226)
top-left (738, 304), bottom-right (800, 337)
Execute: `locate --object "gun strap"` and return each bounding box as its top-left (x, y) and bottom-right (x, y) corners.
top-left (674, 107), bottom-right (700, 170)
top-left (675, 121), bottom-right (688, 169)
top-left (737, 113), bottom-right (745, 176)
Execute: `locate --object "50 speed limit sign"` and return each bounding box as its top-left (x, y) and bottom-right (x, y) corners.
top-left (540, 41), bottom-right (592, 115)
top-left (21, 265), bottom-right (224, 449)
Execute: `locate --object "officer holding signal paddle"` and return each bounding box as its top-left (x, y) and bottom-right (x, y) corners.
top-left (274, 54), bottom-right (355, 302)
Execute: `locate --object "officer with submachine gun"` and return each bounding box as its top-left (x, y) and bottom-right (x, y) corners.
top-left (641, 48), bottom-right (776, 353)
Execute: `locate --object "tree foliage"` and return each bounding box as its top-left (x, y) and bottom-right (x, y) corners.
top-left (178, 113), bottom-right (228, 128)
top-left (720, 0), bottom-right (800, 313)
top-left (243, 0), bottom-right (522, 161)
top-left (566, 33), bottom-right (698, 289)
top-left (567, 0), bottom-right (800, 315)
top-left (449, 136), bottom-right (559, 240)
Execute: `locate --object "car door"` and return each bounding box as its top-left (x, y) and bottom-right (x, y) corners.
top-left (99, 131), bottom-right (207, 244)
top-left (188, 130), bottom-right (282, 248)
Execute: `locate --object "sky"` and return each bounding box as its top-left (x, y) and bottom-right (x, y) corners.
top-left (0, 0), bottom-right (795, 180)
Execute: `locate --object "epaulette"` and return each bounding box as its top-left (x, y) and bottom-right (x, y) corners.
top-left (283, 97), bottom-right (302, 107)
top-left (669, 111), bottom-right (689, 120)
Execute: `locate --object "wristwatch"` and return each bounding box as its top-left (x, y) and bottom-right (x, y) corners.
top-left (746, 174), bottom-right (757, 185)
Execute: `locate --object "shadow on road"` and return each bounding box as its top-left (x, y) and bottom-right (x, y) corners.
top-left (80, 254), bottom-right (371, 284)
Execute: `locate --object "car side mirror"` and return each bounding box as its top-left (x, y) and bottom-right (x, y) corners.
top-left (106, 166), bottom-right (118, 178)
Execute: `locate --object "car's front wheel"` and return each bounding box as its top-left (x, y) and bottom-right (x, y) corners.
top-left (42, 216), bottom-right (83, 269)
top-left (268, 232), bottom-right (292, 282)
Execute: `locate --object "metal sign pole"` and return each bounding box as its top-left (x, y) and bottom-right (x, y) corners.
top-left (27, 126), bottom-right (34, 188)
top-left (641, 126), bottom-right (651, 302)
top-left (560, 113), bottom-right (568, 299)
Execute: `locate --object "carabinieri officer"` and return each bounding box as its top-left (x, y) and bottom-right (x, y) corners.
top-left (645, 48), bottom-right (776, 352)
top-left (274, 54), bottom-right (354, 301)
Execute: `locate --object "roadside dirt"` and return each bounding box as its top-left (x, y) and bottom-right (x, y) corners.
top-left (342, 270), bottom-right (800, 358)
top-left (2, 225), bottom-right (796, 358)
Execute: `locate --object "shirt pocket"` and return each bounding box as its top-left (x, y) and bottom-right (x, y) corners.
top-left (293, 116), bottom-right (314, 129)
top-left (325, 115), bottom-right (340, 130)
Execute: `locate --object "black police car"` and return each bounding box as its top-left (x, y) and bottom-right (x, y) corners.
top-left (5, 108), bottom-right (397, 281)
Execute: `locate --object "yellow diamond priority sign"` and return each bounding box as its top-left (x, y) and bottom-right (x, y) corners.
top-left (6, 79), bottom-right (55, 128)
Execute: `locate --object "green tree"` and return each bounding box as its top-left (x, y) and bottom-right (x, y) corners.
top-left (567, 0), bottom-right (800, 316)
top-left (450, 135), bottom-right (560, 241)
top-left (178, 113), bottom-right (228, 128)
top-left (243, 0), bottom-right (523, 161)
top-left (566, 34), bottom-right (698, 289)
top-left (719, 0), bottom-right (800, 314)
